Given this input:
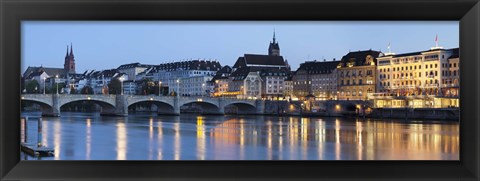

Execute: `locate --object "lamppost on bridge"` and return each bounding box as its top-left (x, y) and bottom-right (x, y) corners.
top-left (119, 77), bottom-right (124, 95)
top-left (159, 81), bottom-right (162, 96)
top-left (43, 77), bottom-right (46, 94)
top-left (55, 75), bottom-right (59, 95)
top-left (176, 79), bottom-right (180, 97)
top-left (202, 83), bottom-right (205, 98)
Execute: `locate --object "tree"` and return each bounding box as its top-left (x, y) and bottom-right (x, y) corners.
top-left (80, 86), bottom-right (94, 94)
top-left (70, 86), bottom-right (77, 94)
top-left (138, 78), bottom-right (156, 95)
top-left (25, 80), bottom-right (40, 93)
top-left (108, 79), bottom-right (122, 95)
top-left (50, 83), bottom-right (66, 94)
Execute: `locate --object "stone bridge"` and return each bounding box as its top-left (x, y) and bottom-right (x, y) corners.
top-left (21, 94), bottom-right (264, 116)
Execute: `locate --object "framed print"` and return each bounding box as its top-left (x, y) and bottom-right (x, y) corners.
top-left (1, 0), bottom-right (479, 180)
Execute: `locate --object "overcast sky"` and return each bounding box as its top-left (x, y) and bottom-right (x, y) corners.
top-left (22, 21), bottom-right (459, 73)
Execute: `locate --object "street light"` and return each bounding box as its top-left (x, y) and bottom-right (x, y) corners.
top-left (119, 77), bottom-right (124, 95)
top-left (43, 77), bottom-right (46, 94)
top-left (158, 81), bottom-right (162, 96)
top-left (55, 75), bottom-right (59, 94)
top-left (176, 79), bottom-right (180, 97)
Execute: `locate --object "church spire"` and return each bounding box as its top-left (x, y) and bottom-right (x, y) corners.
top-left (70, 43), bottom-right (74, 57)
top-left (268, 30), bottom-right (280, 56)
top-left (273, 29), bottom-right (276, 43)
top-left (65, 45), bottom-right (69, 58)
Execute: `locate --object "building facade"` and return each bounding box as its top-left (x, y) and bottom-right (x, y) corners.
top-left (211, 66), bottom-right (233, 97)
top-left (373, 47), bottom-right (459, 108)
top-left (283, 73), bottom-right (294, 100)
top-left (117, 63), bottom-right (152, 81)
top-left (292, 60), bottom-right (339, 100)
top-left (337, 50), bottom-right (382, 100)
top-left (150, 60), bottom-right (221, 95)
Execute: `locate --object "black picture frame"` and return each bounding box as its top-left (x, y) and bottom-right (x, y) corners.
top-left (1, 0), bottom-right (479, 180)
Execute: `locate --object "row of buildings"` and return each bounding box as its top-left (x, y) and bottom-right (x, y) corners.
top-left (22, 33), bottom-right (460, 108)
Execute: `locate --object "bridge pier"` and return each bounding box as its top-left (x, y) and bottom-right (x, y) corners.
top-left (173, 97), bottom-right (180, 115)
top-left (255, 100), bottom-right (265, 115)
top-left (47, 95), bottom-right (61, 117)
top-left (218, 98), bottom-right (225, 115)
top-left (114, 95), bottom-right (128, 116)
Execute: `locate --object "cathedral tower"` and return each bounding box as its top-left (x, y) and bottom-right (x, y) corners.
top-left (268, 30), bottom-right (280, 56)
top-left (64, 43), bottom-right (76, 74)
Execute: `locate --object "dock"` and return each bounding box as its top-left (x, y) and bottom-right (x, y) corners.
top-left (21, 116), bottom-right (55, 157)
top-left (21, 143), bottom-right (54, 157)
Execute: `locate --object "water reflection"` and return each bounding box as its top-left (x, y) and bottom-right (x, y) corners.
top-left (116, 121), bottom-right (127, 160)
top-left (20, 112), bottom-right (459, 160)
top-left (86, 118), bottom-right (91, 160)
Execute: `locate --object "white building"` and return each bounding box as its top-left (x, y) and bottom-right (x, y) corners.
top-left (117, 63), bottom-right (152, 81)
top-left (122, 80), bottom-right (137, 95)
top-left (140, 60), bottom-right (221, 96)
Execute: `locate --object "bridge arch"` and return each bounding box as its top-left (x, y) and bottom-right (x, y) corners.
top-left (128, 100), bottom-right (175, 115)
top-left (180, 100), bottom-right (221, 114)
top-left (224, 102), bottom-right (257, 114)
top-left (21, 99), bottom-right (55, 116)
top-left (60, 99), bottom-right (117, 113)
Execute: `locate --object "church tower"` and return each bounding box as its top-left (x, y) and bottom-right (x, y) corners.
top-left (268, 30), bottom-right (280, 56)
top-left (64, 43), bottom-right (76, 74)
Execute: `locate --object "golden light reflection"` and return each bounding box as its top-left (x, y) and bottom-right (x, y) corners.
top-left (316, 120), bottom-right (325, 160)
top-left (116, 121), bottom-right (127, 160)
top-left (196, 116), bottom-right (206, 160)
top-left (335, 119), bottom-right (340, 160)
top-left (301, 118), bottom-right (309, 159)
top-left (240, 118), bottom-right (245, 160)
top-left (356, 121), bottom-right (363, 160)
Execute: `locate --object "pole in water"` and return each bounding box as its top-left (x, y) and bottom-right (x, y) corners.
top-left (37, 118), bottom-right (42, 147)
top-left (24, 116), bottom-right (29, 143)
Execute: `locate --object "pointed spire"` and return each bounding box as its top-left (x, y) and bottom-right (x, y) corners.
top-left (69, 43), bottom-right (74, 57)
top-left (272, 29), bottom-right (276, 43)
top-left (66, 45), bottom-right (69, 57)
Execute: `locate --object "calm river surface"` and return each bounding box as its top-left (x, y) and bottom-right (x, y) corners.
top-left (20, 112), bottom-right (459, 160)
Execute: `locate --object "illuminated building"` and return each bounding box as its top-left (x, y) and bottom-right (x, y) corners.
top-left (292, 60), bottom-right (339, 100)
top-left (337, 50), bottom-right (382, 100)
top-left (211, 66), bottom-right (232, 97)
top-left (283, 73), bottom-right (294, 100)
top-left (372, 47), bottom-right (459, 108)
top-left (227, 32), bottom-right (290, 99)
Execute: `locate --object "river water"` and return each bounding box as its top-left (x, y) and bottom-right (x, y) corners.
top-left (20, 112), bottom-right (459, 160)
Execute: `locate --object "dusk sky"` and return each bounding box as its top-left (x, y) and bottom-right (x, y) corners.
top-left (22, 21), bottom-right (459, 73)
